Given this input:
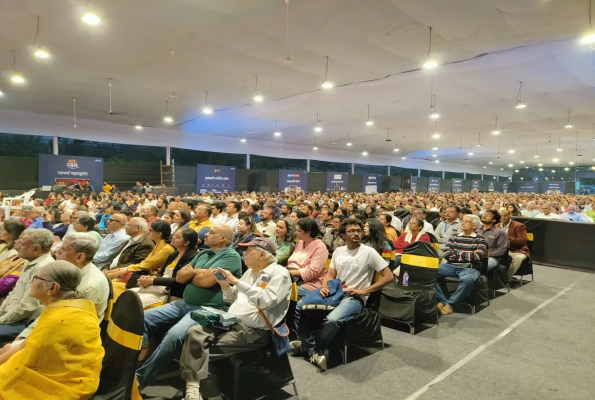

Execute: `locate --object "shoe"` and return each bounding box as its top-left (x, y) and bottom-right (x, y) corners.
top-left (290, 340), bottom-right (306, 355)
top-left (440, 304), bottom-right (454, 315)
top-left (436, 303), bottom-right (444, 311)
top-left (310, 353), bottom-right (327, 372)
top-left (185, 381), bottom-right (203, 400)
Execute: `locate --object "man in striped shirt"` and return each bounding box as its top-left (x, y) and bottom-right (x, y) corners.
top-left (435, 214), bottom-right (487, 315)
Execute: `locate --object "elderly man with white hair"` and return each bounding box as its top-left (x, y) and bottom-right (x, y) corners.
top-left (435, 214), bottom-right (487, 315)
top-left (521, 201), bottom-right (540, 218)
top-left (28, 206), bottom-right (46, 229)
top-left (0, 228), bottom-right (55, 342)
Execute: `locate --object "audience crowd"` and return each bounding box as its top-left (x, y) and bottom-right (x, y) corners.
top-left (0, 184), bottom-right (592, 399)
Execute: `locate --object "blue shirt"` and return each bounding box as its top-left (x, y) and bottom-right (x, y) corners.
top-left (29, 217), bottom-right (44, 229)
top-left (562, 212), bottom-right (590, 222)
top-left (92, 228), bottom-right (130, 267)
top-left (98, 214), bottom-right (111, 230)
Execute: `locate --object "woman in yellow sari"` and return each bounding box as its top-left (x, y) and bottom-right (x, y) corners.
top-left (107, 219), bottom-right (175, 298)
top-left (0, 260), bottom-right (104, 400)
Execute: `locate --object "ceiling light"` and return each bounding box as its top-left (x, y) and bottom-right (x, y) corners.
top-left (515, 169), bottom-right (519, 172)
top-left (553, 158), bottom-right (559, 162)
top-left (538, 163), bottom-right (543, 166)
top-left (321, 56), bottom-right (333, 89)
top-left (432, 145), bottom-right (438, 150)
top-left (0, 90), bottom-right (3, 96)
top-left (422, 27), bottom-right (438, 68)
top-left (483, 166), bottom-right (487, 168)
top-left (431, 133), bottom-right (440, 139)
top-left (34, 49), bottom-right (49, 58)
top-left (346, 132), bottom-right (352, 146)
top-left (240, 138), bottom-right (247, 143)
top-left (313, 146), bottom-right (318, 150)
top-left (314, 124), bottom-right (322, 132)
top-left (202, 90), bottom-right (213, 114)
top-left (564, 167), bottom-right (570, 171)
top-left (430, 111), bottom-right (440, 119)
top-left (515, 81), bottom-right (526, 109)
top-left (362, 150), bottom-right (368, 155)
top-left (580, 31), bottom-right (595, 44)
top-left (423, 58), bottom-right (438, 69)
top-left (253, 94), bottom-right (263, 102)
top-left (564, 108), bottom-right (573, 128)
top-left (557, 148), bottom-right (563, 152)
top-left (434, 160), bottom-right (440, 163)
top-left (492, 128), bottom-right (501, 135)
top-left (135, 124), bottom-right (143, 131)
top-left (393, 148), bottom-right (399, 152)
top-left (346, 141), bottom-right (352, 146)
top-left (489, 161), bottom-right (493, 164)
top-left (432, 154), bottom-right (437, 157)
top-left (534, 154), bottom-right (539, 158)
top-left (539, 168), bottom-right (543, 171)
top-left (252, 75), bottom-right (263, 102)
top-left (11, 75), bottom-right (24, 84)
top-left (569, 161), bottom-right (575, 165)
top-left (274, 131), bottom-right (281, 137)
top-left (520, 160), bottom-right (525, 164)
top-left (508, 149), bottom-right (515, 154)
top-left (402, 156), bottom-right (406, 160)
top-left (32, 17), bottom-right (50, 58)
top-left (468, 151), bottom-right (474, 156)
top-left (508, 164), bottom-right (513, 167)
top-left (81, 13), bottom-right (101, 25)
top-left (163, 100), bottom-right (173, 123)
top-left (365, 105), bottom-right (373, 126)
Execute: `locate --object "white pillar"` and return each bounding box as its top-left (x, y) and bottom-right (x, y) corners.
top-left (442, 170), bottom-right (445, 179)
top-left (351, 163), bottom-right (355, 174)
top-left (463, 172), bottom-right (467, 179)
top-left (166, 146), bottom-right (171, 165)
top-left (418, 169), bottom-right (421, 177)
top-left (387, 165), bottom-right (390, 175)
top-left (52, 136), bottom-right (59, 155)
top-left (306, 159), bottom-right (310, 172)
top-left (246, 154), bottom-right (250, 169)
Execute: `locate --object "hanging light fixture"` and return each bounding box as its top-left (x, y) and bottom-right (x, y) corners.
top-left (73, 98), bottom-right (77, 128)
top-left (476, 132), bottom-right (482, 147)
top-left (10, 51), bottom-right (25, 83)
top-left (430, 96), bottom-right (440, 119)
top-left (581, 0), bottom-right (595, 44)
top-left (33, 17), bottom-right (50, 58)
top-left (432, 141), bottom-right (438, 150)
top-left (393, 139), bottom-right (399, 152)
top-left (564, 108), bottom-right (573, 128)
top-left (346, 132), bottom-right (352, 146)
top-left (385, 127), bottom-right (392, 142)
top-left (240, 138), bottom-right (247, 143)
top-left (432, 121), bottom-right (440, 139)
top-left (362, 144), bottom-right (368, 156)
top-left (274, 120), bottom-right (281, 137)
top-left (515, 81), bottom-right (526, 109)
top-left (108, 79), bottom-right (114, 115)
top-left (321, 56), bottom-right (333, 89)
top-left (314, 113), bottom-right (322, 132)
top-left (163, 100), bottom-right (173, 123)
top-left (422, 27), bottom-right (438, 69)
top-left (202, 90), bottom-right (213, 114)
top-left (0, 90), bottom-right (4, 97)
top-left (169, 50), bottom-right (177, 98)
top-left (556, 138), bottom-right (563, 151)
top-left (492, 116), bottom-right (501, 134)
top-left (313, 137), bottom-right (318, 151)
top-left (252, 75), bottom-right (263, 102)
top-left (428, 75), bottom-right (439, 118)
top-left (134, 110), bottom-right (142, 130)
top-left (365, 105), bottom-right (374, 126)
top-left (468, 144), bottom-right (474, 156)
top-left (283, 0), bottom-right (293, 63)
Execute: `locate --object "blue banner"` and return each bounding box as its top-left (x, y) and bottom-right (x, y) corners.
top-left (362, 173), bottom-right (382, 193)
top-left (542, 181), bottom-right (566, 193)
top-left (471, 180), bottom-right (480, 190)
top-left (196, 164), bottom-right (236, 193)
top-left (411, 176), bottom-right (418, 192)
top-left (502, 183), bottom-right (509, 193)
top-left (518, 182), bottom-right (538, 193)
top-left (38, 154), bottom-right (103, 191)
top-left (279, 170), bottom-right (308, 192)
top-left (326, 172), bottom-right (348, 192)
top-left (428, 177), bottom-right (440, 192)
top-left (452, 178), bottom-right (462, 193)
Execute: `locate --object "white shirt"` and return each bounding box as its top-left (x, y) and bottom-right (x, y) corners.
top-left (219, 213), bottom-right (239, 231)
top-left (256, 220), bottom-right (277, 238)
top-left (210, 214), bottom-right (224, 226)
top-left (224, 262), bottom-right (291, 329)
top-left (330, 245), bottom-right (388, 305)
top-left (535, 212), bottom-right (562, 220)
top-left (110, 235), bottom-right (143, 269)
top-left (389, 213), bottom-right (402, 232)
top-left (61, 199), bottom-right (77, 211)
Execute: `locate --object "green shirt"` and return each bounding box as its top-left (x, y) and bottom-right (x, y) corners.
top-left (273, 238), bottom-right (296, 266)
top-left (182, 247), bottom-right (242, 309)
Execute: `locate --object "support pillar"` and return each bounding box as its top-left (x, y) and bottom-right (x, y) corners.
top-left (246, 154), bottom-right (250, 169)
top-left (52, 136), bottom-right (59, 155)
top-left (166, 146), bottom-right (171, 165)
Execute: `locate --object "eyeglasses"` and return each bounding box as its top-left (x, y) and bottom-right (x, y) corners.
top-left (346, 229), bottom-right (363, 234)
top-left (32, 275), bottom-right (50, 283)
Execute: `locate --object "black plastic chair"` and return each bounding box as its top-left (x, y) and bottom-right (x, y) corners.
top-left (378, 241), bottom-right (440, 334)
top-left (513, 231), bottom-right (534, 285)
top-left (92, 290), bottom-right (144, 400)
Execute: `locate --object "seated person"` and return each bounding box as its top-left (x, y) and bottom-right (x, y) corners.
top-left (498, 210), bottom-right (530, 281)
top-left (135, 226), bottom-right (242, 389)
top-left (535, 202), bottom-right (562, 219)
top-left (28, 207), bottom-right (45, 229)
top-left (0, 221), bottom-right (26, 263)
top-left (0, 221), bottom-right (27, 299)
top-left (107, 220), bottom-right (175, 298)
top-left (435, 214), bottom-right (487, 315)
top-left (134, 228), bottom-right (199, 309)
top-left (476, 209), bottom-right (507, 272)
top-left (231, 215), bottom-right (262, 262)
top-left (255, 206), bottom-right (277, 238)
top-left (291, 218), bottom-right (393, 370)
top-left (561, 205), bottom-right (592, 222)
top-left (42, 209), bottom-right (72, 240)
top-left (435, 205), bottom-right (461, 255)
top-left (0, 229), bottom-right (54, 343)
top-left (105, 217), bottom-right (155, 271)
top-left (379, 213), bottom-right (399, 243)
top-left (521, 201), bottom-right (540, 218)
top-left (73, 215), bottom-right (103, 246)
top-left (171, 209), bottom-right (192, 232)
top-left (188, 205), bottom-right (214, 246)
top-left (321, 215), bottom-right (346, 255)
top-left (272, 218), bottom-right (296, 266)
top-left (404, 208), bottom-right (435, 234)
top-left (393, 217), bottom-right (431, 271)
top-left (92, 213), bottom-right (130, 269)
top-left (180, 237), bottom-right (292, 400)
top-left (0, 261), bottom-right (104, 399)
top-left (286, 219), bottom-right (329, 298)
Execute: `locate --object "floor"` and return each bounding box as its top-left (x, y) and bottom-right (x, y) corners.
top-left (142, 265), bottom-right (595, 400)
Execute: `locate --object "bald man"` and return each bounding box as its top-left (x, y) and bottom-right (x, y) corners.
top-left (105, 217), bottom-right (154, 271)
top-left (93, 213), bottom-right (130, 269)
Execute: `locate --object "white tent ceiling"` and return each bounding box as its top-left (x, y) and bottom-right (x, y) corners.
top-left (1, 0), bottom-right (595, 175)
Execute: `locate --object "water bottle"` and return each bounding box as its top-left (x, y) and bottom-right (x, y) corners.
top-left (403, 271), bottom-right (409, 287)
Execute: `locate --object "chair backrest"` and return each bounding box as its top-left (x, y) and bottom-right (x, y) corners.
top-left (95, 290), bottom-right (144, 399)
top-left (398, 242), bottom-right (439, 290)
top-left (425, 232), bottom-right (440, 251)
top-left (526, 230), bottom-right (534, 253)
top-left (99, 275), bottom-right (114, 343)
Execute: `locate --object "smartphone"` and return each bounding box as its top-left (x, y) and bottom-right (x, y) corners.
top-left (215, 272), bottom-right (226, 280)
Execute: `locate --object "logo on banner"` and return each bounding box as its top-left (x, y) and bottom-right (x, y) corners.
top-left (334, 174), bottom-right (342, 179)
top-left (66, 159), bottom-right (79, 169)
top-left (214, 168), bottom-right (221, 173)
top-left (288, 173), bottom-right (300, 178)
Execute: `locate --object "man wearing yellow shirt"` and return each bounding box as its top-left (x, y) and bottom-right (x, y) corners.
top-left (188, 204), bottom-right (214, 248)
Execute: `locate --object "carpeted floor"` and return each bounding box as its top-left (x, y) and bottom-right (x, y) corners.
top-left (141, 265), bottom-right (595, 400)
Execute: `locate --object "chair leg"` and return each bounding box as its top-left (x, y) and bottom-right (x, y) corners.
top-left (410, 325), bottom-right (415, 335)
top-left (293, 382), bottom-right (299, 397)
top-left (381, 338), bottom-right (385, 349)
top-left (531, 273), bottom-right (534, 282)
top-left (471, 305), bottom-right (475, 315)
top-left (343, 344), bottom-right (347, 365)
top-left (519, 276), bottom-right (523, 287)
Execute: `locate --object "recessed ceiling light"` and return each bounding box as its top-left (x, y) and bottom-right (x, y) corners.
top-left (515, 169), bottom-right (519, 172)
top-left (520, 160), bottom-right (525, 164)
top-left (432, 154), bottom-right (437, 157)
top-left (240, 138), bottom-right (247, 142)
top-left (81, 13), bottom-right (101, 25)
top-left (435, 160), bottom-right (440, 163)
top-left (489, 161), bottom-right (493, 164)
top-left (508, 149), bottom-right (515, 153)
top-left (538, 163), bottom-right (543, 166)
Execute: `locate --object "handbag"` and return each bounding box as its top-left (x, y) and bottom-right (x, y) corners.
top-left (256, 307), bottom-right (290, 356)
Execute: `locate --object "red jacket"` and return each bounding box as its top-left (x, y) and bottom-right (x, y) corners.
top-left (500, 220), bottom-right (530, 256)
top-left (394, 232), bottom-right (431, 254)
